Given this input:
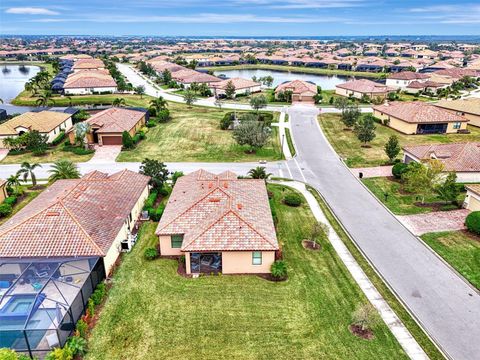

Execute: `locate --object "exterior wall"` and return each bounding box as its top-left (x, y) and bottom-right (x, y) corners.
top-left (221, 251), bottom-right (275, 274)
top-left (0, 183), bottom-right (7, 202)
top-left (446, 121), bottom-right (468, 134)
top-left (159, 235), bottom-right (183, 256)
top-left (103, 185), bottom-right (149, 275)
top-left (213, 85), bottom-right (262, 97)
top-left (96, 115), bottom-right (146, 145)
top-left (336, 87), bottom-right (387, 100)
top-left (373, 110), bottom-right (418, 134)
top-left (462, 113), bottom-right (480, 128)
top-left (465, 192), bottom-right (480, 211)
top-left (64, 86), bottom-right (117, 95)
top-left (457, 172), bottom-right (480, 183)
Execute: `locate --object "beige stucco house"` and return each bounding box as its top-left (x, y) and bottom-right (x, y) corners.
top-left (336, 79), bottom-right (395, 100)
top-left (156, 170), bottom-right (279, 275)
top-left (275, 80), bottom-right (317, 104)
top-left (0, 111), bottom-right (73, 148)
top-left (464, 185), bottom-right (480, 211)
top-left (0, 170), bottom-right (150, 275)
top-left (373, 102), bottom-right (469, 134)
top-left (435, 98), bottom-right (480, 128)
top-left (210, 77), bottom-right (262, 98)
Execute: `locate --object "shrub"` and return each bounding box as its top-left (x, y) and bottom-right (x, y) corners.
top-left (45, 347), bottom-right (74, 360)
top-left (144, 247), bottom-right (158, 260)
top-left (66, 336), bottom-right (87, 357)
top-left (157, 109), bottom-right (170, 122)
top-left (440, 204), bottom-right (459, 211)
top-left (158, 186), bottom-right (170, 197)
top-left (66, 147), bottom-right (94, 156)
top-left (284, 193), bottom-right (302, 207)
top-left (75, 319), bottom-right (88, 339)
top-left (271, 260), bottom-right (287, 279)
top-left (146, 120), bottom-right (157, 128)
top-left (392, 162), bottom-right (408, 179)
top-left (122, 131), bottom-right (134, 149)
top-left (51, 131), bottom-right (66, 146)
top-left (0, 203), bottom-right (13, 217)
top-left (132, 134), bottom-right (141, 144)
top-left (269, 199), bottom-right (278, 224)
top-left (150, 204), bottom-right (165, 221)
top-left (143, 191), bottom-right (158, 210)
top-left (0, 349), bottom-right (30, 360)
top-left (4, 196), bottom-right (17, 206)
top-left (465, 211), bottom-right (480, 235)
top-left (91, 283), bottom-right (106, 306)
top-left (87, 298), bottom-right (95, 318)
top-left (220, 112), bottom-right (234, 130)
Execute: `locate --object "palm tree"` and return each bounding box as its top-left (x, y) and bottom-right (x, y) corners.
top-left (35, 90), bottom-right (55, 107)
top-left (48, 160), bottom-right (80, 182)
top-left (112, 98), bottom-right (126, 107)
top-left (17, 162), bottom-right (42, 187)
top-left (149, 96), bottom-right (167, 114)
top-left (6, 174), bottom-right (21, 193)
top-left (248, 166), bottom-right (272, 180)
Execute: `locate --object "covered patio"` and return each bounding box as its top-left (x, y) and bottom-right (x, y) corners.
top-left (188, 253), bottom-right (222, 274)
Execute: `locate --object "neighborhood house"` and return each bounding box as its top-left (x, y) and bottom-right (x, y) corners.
top-left (464, 185), bottom-right (480, 211)
top-left (435, 98), bottom-right (480, 128)
top-left (156, 170), bottom-right (279, 275)
top-left (0, 111), bottom-right (73, 148)
top-left (275, 80), bottom-right (317, 104)
top-left (373, 101), bottom-right (469, 134)
top-left (210, 77), bottom-right (262, 98)
top-left (335, 79), bottom-right (395, 100)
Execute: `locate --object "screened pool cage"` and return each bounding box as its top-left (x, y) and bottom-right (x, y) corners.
top-left (0, 258), bottom-right (105, 358)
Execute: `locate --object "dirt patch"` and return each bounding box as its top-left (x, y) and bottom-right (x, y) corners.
top-left (257, 273), bottom-right (288, 282)
top-left (349, 324), bottom-right (374, 340)
top-left (460, 229), bottom-right (480, 243)
top-left (360, 144), bottom-right (372, 148)
top-left (302, 240), bottom-right (321, 251)
top-left (29, 184), bottom-right (46, 191)
top-left (413, 202), bottom-right (451, 211)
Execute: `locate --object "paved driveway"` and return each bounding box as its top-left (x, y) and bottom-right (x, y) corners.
top-left (351, 166), bottom-right (393, 178)
top-left (287, 105), bottom-right (480, 360)
top-left (88, 145), bottom-right (122, 163)
top-left (398, 209), bottom-right (470, 236)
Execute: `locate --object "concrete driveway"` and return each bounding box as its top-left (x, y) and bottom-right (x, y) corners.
top-left (88, 145), bottom-right (122, 163)
top-left (287, 105), bottom-right (480, 360)
top-left (398, 209), bottom-right (470, 236)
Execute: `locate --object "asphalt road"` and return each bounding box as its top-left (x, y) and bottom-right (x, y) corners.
top-left (287, 105), bottom-right (480, 360)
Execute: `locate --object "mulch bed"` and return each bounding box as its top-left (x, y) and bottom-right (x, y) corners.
top-left (348, 324), bottom-right (374, 340)
top-left (29, 184), bottom-right (46, 191)
top-left (413, 201), bottom-right (453, 211)
top-left (258, 273), bottom-right (288, 282)
top-left (302, 240), bottom-right (321, 251)
top-left (460, 229), bottom-right (480, 243)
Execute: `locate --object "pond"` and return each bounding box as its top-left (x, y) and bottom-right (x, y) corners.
top-left (213, 68), bottom-right (355, 90)
top-left (0, 64), bottom-right (41, 114)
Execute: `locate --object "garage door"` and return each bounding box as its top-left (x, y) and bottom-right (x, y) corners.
top-left (101, 136), bottom-right (122, 145)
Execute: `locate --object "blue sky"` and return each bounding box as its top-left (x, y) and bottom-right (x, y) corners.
top-left (1, 1), bottom-right (480, 36)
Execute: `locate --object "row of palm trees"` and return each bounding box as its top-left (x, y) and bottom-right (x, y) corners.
top-left (6, 160), bottom-right (81, 194)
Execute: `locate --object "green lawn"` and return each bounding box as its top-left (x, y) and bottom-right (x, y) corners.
top-left (117, 102), bottom-right (283, 162)
top-left (86, 184), bottom-right (407, 360)
top-left (320, 113), bottom-right (480, 168)
top-left (1, 146), bottom-right (94, 164)
top-left (0, 187), bottom-right (42, 225)
top-left (362, 177), bottom-right (466, 215)
top-left (204, 64), bottom-right (385, 79)
top-left (285, 127), bottom-right (296, 156)
top-left (12, 92), bottom-right (153, 107)
top-left (421, 231), bottom-right (480, 290)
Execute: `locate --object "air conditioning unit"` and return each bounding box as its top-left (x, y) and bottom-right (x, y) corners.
top-left (120, 238), bottom-right (132, 252)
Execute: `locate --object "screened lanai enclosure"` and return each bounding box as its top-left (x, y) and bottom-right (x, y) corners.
top-left (0, 258), bottom-right (105, 358)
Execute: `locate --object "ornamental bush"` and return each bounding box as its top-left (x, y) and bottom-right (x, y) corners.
top-left (4, 196), bottom-right (17, 206)
top-left (392, 162), bottom-right (408, 179)
top-left (0, 203), bottom-right (13, 217)
top-left (157, 109), bottom-right (170, 123)
top-left (465, 211), bottom-right (480, 235)
top-left (284, 193), bottom-right (302, 207)
top-left (271, 260), bottom-right (287, 279)
top-left (144, 247), bottom-right (158, 260)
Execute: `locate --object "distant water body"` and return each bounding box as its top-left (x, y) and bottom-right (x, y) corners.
top-left (0, 64), bottom-right (40, 114)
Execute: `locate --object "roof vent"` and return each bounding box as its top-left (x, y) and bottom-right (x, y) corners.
top-left (223, 182), bottom-right (229, 188)
top-left (208, 182), bottom-right (213, 188)
top-left (237, 203), bottom-right (243, 210)
top-left (209, 198), bottom-right (220, 203)
top-left (46, 211), bottom-right (60, 217)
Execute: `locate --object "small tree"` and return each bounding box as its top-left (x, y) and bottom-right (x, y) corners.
top-left (402, 160), bottom-right (444, 204)
top-left (248, 166), bottom-right (272, 180)
top-left (122, 131), bottom-right (134, 149)
top-left (73, 122), bottom-right (91, 147)
top-left (334, 97), bottom-right (349, 112)
top-left (23, 131), bottom-right (48, 154)
top-left (352, 303), bottom-right (379, 331)
top-left (183, 89), bottom-right (197, 107)
top-left (162, 69), bottom-right (172, 84)
top-left (354, 114), bottom-right (376, 146)
top-left (139, 158), bottom-right (169, 189)
top-left (250, 94), bottom-right (267, 113)
top-left (17, 162), bottom-right (42, 187)
top-left (224, 80), bottom-right (236, 99)
top-left (341, 104), bottom-right (361, 129)
top-left (112, 97), bottom-right (126, 107)
top-left (232, 120), bottom-right (271, 153)
top-left (310, 222), bottom-right (328, 249)
top-left (384, 135), bottom-right (400, 163)
top-left (135, 85), bottom-right (146, 98)
top-left (435, 172), bottom-right (459, 204)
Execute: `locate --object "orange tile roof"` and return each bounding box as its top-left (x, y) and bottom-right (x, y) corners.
top-left (211, 77), bottom-right (261, 90)
top-left (388, 71), bottom-right (429, 80)
top-left (336, 79), bottom-right (394, 94)
top-left (86, 108), bottom-right (146, 133)
top-left (72, 58), bottom-right (105, 70)
top-left (403, 143), bottom-right (480, 172)
top-left (275, 80), bottom-right (317, 96)
top-left (373, 101), bottom-right (468, 124)
top-left (64, 69), bottom-right (117, 89)
top-left (0, 170), bottom-right (150, 258)
top-left (156, 170), bottom-right (278, 252)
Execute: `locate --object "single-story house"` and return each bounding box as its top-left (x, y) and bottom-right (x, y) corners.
top-left (335, 79), bottom-right (395, 100)
top-left (464, 185), bottom-right (480, 211)
top-left (72, 58), bottom-right (105, 72)
top-left (171, 69), bottom-right (221, 88)
top-left (385, 71), bottom-right (430, 89)
top-left (210, 77), bottom-right (261, 98)
top-left (404, 80), bottom-right (446, 94)
top-left (69, 107), bottom-right (147, 146)
top-left (156, 170), bottom-right (279, 275)
top-left (0, 179), bottom-right (7, 202)
top-left (403, 142), bottom-right (480, 183)
top-left (275, 80), bottom-right (317, 104)
top-left (0, 169), bottom-right (150, 275)
top-left (64, 70), bottom-right (117, 95)
top-left (0, 111), bottom-right (73, 148)
top-left (372, 102), bottom-right (469, 134)
top-left (435, 98), bottom-right (480, 128)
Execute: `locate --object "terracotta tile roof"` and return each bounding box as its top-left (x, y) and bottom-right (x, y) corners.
top-left (72, 58), bottom-right (105, 70)
top-left (86, 108), bottom-right (146, 133)
top-left (0, 111), bottom-right (71, 136)
top-left (156, 170), bottom-right (278, 252)
top-left (64, 70), bottom-right (117, 89)
top-left (336, 79), bottom-right (394, 94)
top-left (466, 184), bottom-right (480, 196)
top-left (406, 80), bottom-right (444, 89)
top-left (388, 71), bottom-right (429, 80)
top-left (435, 98), bottom-right (480, 116)
top-left (275, 80), bottom-right (317, 96)
top-left (172, 69), bottom-right (221, 84)
top-left (0, 170), bottom-right (150, 258)
top-left (373, 102), bottom-right (468, 124)
top-left (211, 77), bottom-right (261, 90)
top-left (403, 143), bottom-right (480, 172)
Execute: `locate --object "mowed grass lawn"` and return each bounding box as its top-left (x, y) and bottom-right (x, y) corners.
top-left (319, 113), bottom-right (480, 168)
top-left (86, 185), bottom-right (407, 360)
top-left (362, 177), bottom-right (467, 215)
top-left (421, 231), bottom-right (480, 290)
top-left (117, 102), bottom-right (283, 162)
top-left (1, 146), bottom-right (94, 164)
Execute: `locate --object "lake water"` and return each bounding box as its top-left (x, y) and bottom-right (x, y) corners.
top-left (213, 68), bottom-right (354, 90)
top-left (0, 64), bottom-right (40, 114)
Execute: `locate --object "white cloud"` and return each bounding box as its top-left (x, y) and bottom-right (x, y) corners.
top-left (5, 7), bottom-right (60, 15)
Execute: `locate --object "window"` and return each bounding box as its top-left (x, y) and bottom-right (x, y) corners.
top-left (171, 234), bottom-right (184, 248)
top-left (453, 122), bottom-right (461, 129)
top-left (252, 251), bottom-right (262, 265)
